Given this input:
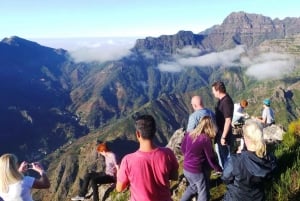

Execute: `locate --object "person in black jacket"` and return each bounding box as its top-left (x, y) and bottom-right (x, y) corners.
top-left (221, 120), bottom-right (276, 201)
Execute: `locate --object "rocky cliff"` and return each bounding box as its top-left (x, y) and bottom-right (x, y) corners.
top-left (135, 12), bottom-right (300, 53)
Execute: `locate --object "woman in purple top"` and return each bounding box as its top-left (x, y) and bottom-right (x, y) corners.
top-left (181, 116), bottom-right (222, 201)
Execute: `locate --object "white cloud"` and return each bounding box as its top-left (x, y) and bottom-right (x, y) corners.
top-left (33, 37), bottom-right (136, 63)
top-left (69, 38), bottom-right (136, 63)
top-left (176, 46), bottom-right (202, 57)
top-left (158, 62), bottom-right (183, 72)
top-left (36, 37), bottom-right (296, 79)
top-left (179, 45), bottom-right (245, 67)
top-left (157, 45), bottom-right (295, 80)
top-left (244, 53), bottom-right (295, 80)
top-left (141, 51), bottom-right (155, 59)
top-left (157, 45), bottom-right (246, 71)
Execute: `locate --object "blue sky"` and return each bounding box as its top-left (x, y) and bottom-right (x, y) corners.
top-left (1, 0), bottom-right (299, 39)
top-left (1, 0), bottom-right (299, 51)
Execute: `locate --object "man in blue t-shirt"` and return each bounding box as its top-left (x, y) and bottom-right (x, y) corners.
top-left (186, 95), bottom-right (215, 132)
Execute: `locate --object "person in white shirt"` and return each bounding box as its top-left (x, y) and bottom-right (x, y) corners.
top-left (255, 98), bottom-right (275, 127)
top-left (0, 153), bottom-right (50, 201)
top-left (232, 100), bottom-right (248, 153)
top-left (232, 99), bottom-right (249, 126)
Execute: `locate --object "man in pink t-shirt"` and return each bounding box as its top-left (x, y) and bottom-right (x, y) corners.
top-left (116, 114), bottom-right (179, 201)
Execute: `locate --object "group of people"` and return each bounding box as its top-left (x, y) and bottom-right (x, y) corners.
top-left (181, 81), bottom-right (276, 201)
top-left (72, 114), bottom-right (179, 201)
top-left (70, 81), bottom-right (276, 201)
top-left (0, 81), bottom-right (277, 201)
top-left (232, 97), bottom-right (275, 127)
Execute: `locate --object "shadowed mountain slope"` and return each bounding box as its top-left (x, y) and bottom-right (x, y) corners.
top-left (0, 36), bottom-right (88, 160)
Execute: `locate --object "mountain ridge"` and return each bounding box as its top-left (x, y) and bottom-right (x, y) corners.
top-left (0, 11), bottom-right (300, 200)
top-left (2, 12), bottom-right (300, 159)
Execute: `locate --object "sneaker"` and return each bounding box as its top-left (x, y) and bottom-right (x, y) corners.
top-left (212, 171), bottom-right (222, 177)
top-left (71, 195), bottom-right (85, 200)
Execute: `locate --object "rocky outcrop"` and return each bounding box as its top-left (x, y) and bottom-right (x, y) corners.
top-left (134, 31), bottom-right (208, 54)
top-left (204, 12), bottom-right (300, 50)
top-left (166, 128), bottom-right (185, 157)
top-left (207, 12), bottom-right (283, 48)
top-left (263, 124), bottom-right (285, 143)
top-left (257, 34), bottom-right (300, 54)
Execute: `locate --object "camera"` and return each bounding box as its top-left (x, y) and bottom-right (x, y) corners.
top-left (26, 163), bottom-right (33, 169)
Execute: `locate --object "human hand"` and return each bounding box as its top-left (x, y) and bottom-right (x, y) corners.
top-left (221, 138), bottom-right (226, 145)
top-left (31, 162), bottom-right (46, 175)
top-left (236, 146), bottom-right (242, 153)
top-left (18, 161), bottom-right (30, 173)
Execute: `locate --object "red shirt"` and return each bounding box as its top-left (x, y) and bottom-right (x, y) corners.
top-left (117, 147), bottom-right (179, 201)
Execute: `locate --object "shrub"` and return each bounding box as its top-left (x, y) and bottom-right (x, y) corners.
top-left (266, 119), bottom-right (300, 201)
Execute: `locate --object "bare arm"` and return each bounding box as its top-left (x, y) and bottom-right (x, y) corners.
top-left (31, 162), bottom-right (50, 189)
top-left (115, 159), bottom-right (128, 192)
top-left (221, 118), bottom-right (232, 145)
top-left (116, 181), bottom-right (127, 192)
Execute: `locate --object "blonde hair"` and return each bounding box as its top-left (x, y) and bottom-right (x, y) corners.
top-left (0, 154), bottom-right (23, 193)
top-left (189, 116), bottom-right (217, 142)
top-left (243, 120), bottom-right (266, 158)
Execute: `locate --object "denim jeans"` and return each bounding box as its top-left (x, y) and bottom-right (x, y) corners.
top-left (180, 169), bottom-right (210, 201)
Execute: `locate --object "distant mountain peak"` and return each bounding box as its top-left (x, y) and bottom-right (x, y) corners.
top-left (222, 11), bottom-right (272, 25)
top-left (1, 36), bottom-right (41, 48)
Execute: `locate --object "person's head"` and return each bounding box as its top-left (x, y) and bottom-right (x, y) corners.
top-left (212, 81), bottom-right (226, 99)
top-left (189, 116), bottom-right (217, 141)
top-left (0, 154), bottom-right (23, 193)
top-left (97, 142), bottom-right (110, 154)
top-left (243, 120), bottom-right (266, 158)
top-left (134, 114), bottom-right (156, 140)
top-left (240, 99), bottom-right (248, 108)
top-left (191, 96), bottom-right (204, 111)
top-left (263, 98), bottom-right (271, 107)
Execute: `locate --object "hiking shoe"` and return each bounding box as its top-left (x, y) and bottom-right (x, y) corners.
top-left (71, 195), bottom-right (85, 200)
top-left (212, 171), bottom-right (222, 177)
